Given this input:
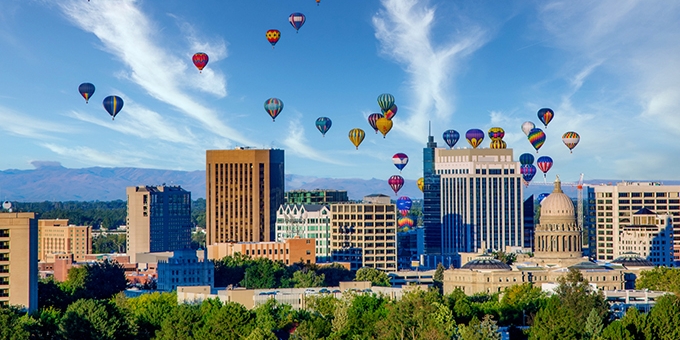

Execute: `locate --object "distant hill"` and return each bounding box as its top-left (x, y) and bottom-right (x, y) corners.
top-left (2, 161), bottom-right (677, 202)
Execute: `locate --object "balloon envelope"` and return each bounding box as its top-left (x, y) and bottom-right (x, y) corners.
top-left (266, 29), bottom-right (281, 47)
top-left (537, 193), bottom-right (551, 204)
top-left (521, 164), bottom-right (537, 183)
top-left (519, 153), bottom-right (535, 166)
top-left (527, 128), bottom-right (546, 152)
top-left (521, 121), bottom-right (535, 136)
top-left (102, 95), bottom-right (123, 120)
top-left (377, 93), bottom-right (395, 112)
top-left (443, 129), bottom-right (460, 149)
top-left (537, 108), bottom-right (554, 128)
top-left (488, 127), bottom-right (505, 140)
top-left (376, 117), bottom-right (393, 138)
top-left (192, 52), bottom-right (209, 72)
top-left (536, 156), bottom-right (553, 175)
top-left (417, 177), bottom-right (424, 192)
top-left (264, 98), bottom-right (284, 121)
top-left (489, 140), bottom-right (507, 149)
top-left (383, 104), bottom-right (397, 120)
top-left (289, 13), bottom-right (306, 32)
top-left (562, 131), bottom-right (580, 153)
top-left (466, 129), bottom-right (485, 148)
top-left (78, 83), bottom-right (95, 103)
top-left (396, 196), bottom-right (413, 211)
top-left (348, 128), bottom-right (365, 150)
top-left (315, 117), bottom-right (332, 136)
top-left (368, 113), bottom-right (383, 134)
top-left (388, 175), bottom-right (405, 195)
top-left (398, 217), bottom-right (414, 228)
top-left (392, 153), bottom-right (409, 172)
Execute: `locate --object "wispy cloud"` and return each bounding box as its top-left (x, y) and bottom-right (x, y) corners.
top-left (58, 0), bottom-right (255, 146)
top-left (280, 113), bottom-right (345, 165)
top-left (42, 143), bottom-right (156, 168)
top-left (0, 105), bottom-right (75, 140)
top-left (373, 0), bottom-right (487, 141)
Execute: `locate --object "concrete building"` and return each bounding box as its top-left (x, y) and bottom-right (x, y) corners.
top-left (275, 204), bottom-right (331, 262)
top-left (206, 148), bottom-right (285, 251)
top-left (618, 208), bottom-right (674, 266)
top-left (207, 238), bottom-right (315, 265)
top-left (37, 219), bottom-right (91, 262)
top-left (592, 182), bottom-right (680, 262)
top-left (0, 212), bottom-right (38, 312)
top-left (157, 249), bottom-right (213, 292)
top-left (126, 185), bottom-right (192, 263)
top-left (285, 189), bottom-right (349, 205)
top-left (330, 195), bottom-right (398, 271)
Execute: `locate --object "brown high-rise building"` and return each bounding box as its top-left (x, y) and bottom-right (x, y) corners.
top-left (206, 148), bottom-right (285, 248)
top-left (0, 212), bottom-right (38, 312)
top-left (37, 219), bottom-right (92, 262)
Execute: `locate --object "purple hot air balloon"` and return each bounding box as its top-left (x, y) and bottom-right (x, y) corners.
top-left (521, 164), bottom-right (537, 186)
top-left (466, 129), bottom-right (485, 148)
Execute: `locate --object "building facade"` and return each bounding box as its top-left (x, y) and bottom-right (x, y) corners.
top-left (37, 219), bottom-right (91, 262)
top-left (157, 249), bottom-right (213, 292)
top-left (422, 134), bottom-right (442, 257)
top-left (0, 212), bottom-right (38, 312)
top-left (275, 204), bottom-right (331, 262)
top-left (523, 195), bottom-right (535, 251)
top-left (618, 208), bottom-right (674, 266)
top-left (592, 182), bottom-right (680, 262)
top-left (126, 185), bottom-right (192, 263)
top-left (285, 190), bottom-right (348, 205)
top-left (330, 195), bottom-right (398, 271)
top-left (206, 148), bottom-right (285, 250)
top-left (207, 238), bottom-right (315, 265)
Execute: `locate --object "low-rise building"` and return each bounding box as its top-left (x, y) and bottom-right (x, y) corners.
top-left (207, 238), bottom-right (315, 265)
top-left (618, 208), bottom-right (674, 266)
top-left (37, 219), bottom-right (92, 262)
top-left (275, 204), bottom-right (331, 262)
top-left (157, 249), bottom-right (213, 292)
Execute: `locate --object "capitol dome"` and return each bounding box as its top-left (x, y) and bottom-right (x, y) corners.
top-left (540, 176), bottom-right (575, 217)
top-left (461, 254), bottom-right (512, 271)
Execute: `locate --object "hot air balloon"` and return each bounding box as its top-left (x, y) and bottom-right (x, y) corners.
top-left (537, 108), bottom-right (554, 128)
top-left (490, 140), bottom-right (507, 149)
top-left (398, 217), bottom-right (414, 228)
top-left (388, 175), bottom-right (405, 195)
top-left (192, 52), bottom-right (209, 72)
top-left (521, 121), bottom-right (535, 136)
top-left (289, 13), bottom-right (306, 32)
top-left (562, 131), bottom-right (580, 153)
top-left (397, 196), bottom-right (412, 212)
top-left (488, 127), bottom-right (505, 140)
top-left (537, 193), bottom-right (550, 204)
top-left (102, 95), bottom-right (123, 120)
top-left (316, 0), bottom-right (320, 5)
top-left (78, 83), bottom-right (95, 103)
top-left (442, 130), bottom-right (460, 149)
top-left (536, 156), bottom-right (553, 179)
top-left (417, 177), bottom-right (424, 192)
top-left (466, 129), bottom-right (484, 148)
top-left (392, 153), bottom-right (409, 172)
top-left (521, 164), bottom-right (537, 186)
top-left (527, 128), bottom-right (546, 153)
top-left (383, 104), bottom-right (397, 120)
top-left (376, 117), bottom-right (393, 138)
top-left (368, 113), bottom-right (383, 134)
top-left (315, 117), bottom-right (332, 137)
top-left (264, 98), bottom-right (284, 121)
top-left (348, 128), bottom-right (365, 150)
top-left (266, 29), bottom-right (281, 48)
top-left (519, 153), bottom-right (535, 166)
top-left (377, 93), bottom-right (395, 112)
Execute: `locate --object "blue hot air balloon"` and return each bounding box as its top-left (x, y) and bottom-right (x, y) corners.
top-left (537, 193), bottom-right (551, 204)
top-left (102, 95), bottom-right (124, 120)
top-left (315, 117), bottom-right (332, 137)
top-left (521, 164), bottom-right (537, 185)
top-left (443, 129), bottom-right (460, 149)
top-left (519, 153), bottom-right (535, 166)
top-left (397, 196), bottom-right (413, 211)
top-left (78, 83), bottom-right (95, 103)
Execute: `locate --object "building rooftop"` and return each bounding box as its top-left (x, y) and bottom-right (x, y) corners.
top-left (611, 252), bottom-right (655, 268)
top-left (461, 254), bottom-right (512, 271)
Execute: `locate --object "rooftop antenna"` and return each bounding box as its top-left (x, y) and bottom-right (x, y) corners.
top-left (428, 121), bottom-right (432, 137)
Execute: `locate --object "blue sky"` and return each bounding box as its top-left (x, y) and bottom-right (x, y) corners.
top-left (1, 0), bottom-right (679, 186)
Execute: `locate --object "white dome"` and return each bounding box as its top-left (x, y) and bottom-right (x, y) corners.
top-left (540, 177), bottom-right (575, 217)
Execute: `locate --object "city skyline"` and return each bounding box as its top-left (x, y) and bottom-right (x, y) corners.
top-left (0, 1), bottom-right (679, 184)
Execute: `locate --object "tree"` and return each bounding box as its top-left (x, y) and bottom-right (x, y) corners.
top-left (242, 257), bottom-right (288, 289)
top-left (63, 259), bottom-right (128, 300)
top-left (499, 283), bottom-right (547, 326)
top-left (318, 263), bottom-right (354, 286)
top-left (38, 278), bottom-right (72, 311)
top-left (291, 314), bottom-right (332, 340)
top-left (636, 267), bottom-right (680, 294)
top-left (376, 289), bottom-right (454, 340)
top-left (59, 299), bottom-right (136, 340)
top-left (292, 268), bottom-right (325, 288)
top-left (126, 291), bottom-right (177, 339)
top-left (645, 294), bottom-right (680, 340)
top-left (458, 315), bottom-right (502, 340)
top-left (194, 300), bottom-right (256, 340)
top-left (213, 253), bottom-right (251, 287)
top-left (92, 234), bottom-right (126, 253)
top-left (0, 306), bottom-right (32, 340)
top-left (155, 303), bottom-right (202, 340)
top-left (584, 308), bottom-right (604, 339)
top-left (354, 267), bottom-right (391, 287)
top-left (493, 251), bottom-right (517, 265)
top-left (190, 229), bottom-right (206, 250)
top-left (433, 263), bottom-right (445, 292)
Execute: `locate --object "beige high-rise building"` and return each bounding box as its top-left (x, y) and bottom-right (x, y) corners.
top-left (37, 219), bottom-right (91, 262)
top-left (0, 212), bottom-right (38, 312)
top-left (593, 182), bottom-right (680, 262)
top-left (127, 185), bottom-right (192, 263)
top-left (206, 148), bottom-right (285, 251)
top-left (330, 195), bottom-right (398, 271)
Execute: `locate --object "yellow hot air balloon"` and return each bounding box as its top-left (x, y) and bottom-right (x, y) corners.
top-left (490, 140), bottom-right (507, 149)
top-left (417, 177), bottom-right (424, 192)
top-left (348, 128), bottom-right (365, 150)
top-left (376, 117), bottom-right (393, 138)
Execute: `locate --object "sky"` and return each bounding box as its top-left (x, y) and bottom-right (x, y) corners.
top-left (1, 0), bottom-right (680, 186)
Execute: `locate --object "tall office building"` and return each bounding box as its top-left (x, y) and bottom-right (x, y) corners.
top-left (126, 185), bottom-right (192, 263)
top-left (0, 212), bottom-right (38, 312)
top-left (206, 148), bottom-right (285, 249)
top-left (422, 134), bottom-right (441, 256)
top-left (593, 182), bottom-right (680, 262)
top-left (37, 219), bottom-right (92, 262)
top-left (433, 147), bottom-right (524, 256)
top-left (523, 195), bottom-right (535, 251)
top-left (582, 186), bottom-right (597, 258)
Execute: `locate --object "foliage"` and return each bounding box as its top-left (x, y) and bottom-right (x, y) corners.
top-left (242, 257), bottom-right (288, 289)
top-left (354, 267), bottom-right (391, 287)
top-left (191, 198), bottom-right (206, 228)
top-left (499, 283), bottom-right (547, 326)
top-left (38, 278), bottom-right (72, 311)
top-left (92, 233), bottom-right (126, 253)
top-left (213, 252), bottom-right (251, 287)
top-left (635, 266), bottom-right (680, 294)
top-left (317, 263), bottom-right (354, 286)
top-left (584, 308), bottom-right (604, 339)
top-left (62, 259), bottom-right (128, 300)
top-left (13, 200), bottom-right (126, 229)
top-left (433, 263), bottom-right (445, 292)
top-left (458, 315), bottom-right (502, 340)
top-left (0, 306), bottom-right (32, 340)
top-left (493, 251), bottom-right (517, 265)
top-left (190, 229), bottom-right (206, 250)
top-left (125, 291), bottom-right (177, 339)
top-left (376, 289), bottom-right (455, 340)
top-left (645, 294), bottom-right (680, 340)
top-left (292, 268), bottom-right (326, 288)
top-left (59, 298), bottom-right (136, 340)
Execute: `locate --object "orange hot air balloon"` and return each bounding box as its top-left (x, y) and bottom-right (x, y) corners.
top-left (376, 117), bottom-right (393, 138)
top-left (348, 128), bottom-right (365, 150)
top-left (266, 29), bottom-right (280, 48)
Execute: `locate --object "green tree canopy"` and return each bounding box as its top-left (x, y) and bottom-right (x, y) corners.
top-left (59, 299), bottom-right (136, 340)
top-left (63, 259), bottom-right (128, 300)
top-left (354, 267), bottom-right (391, 287)
top-left (635, 267), bottom-right (680, 294)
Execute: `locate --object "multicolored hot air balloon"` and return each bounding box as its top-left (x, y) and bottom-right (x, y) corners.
top-left (519, 153), bottom-right (535, 166)
top-left (536, 156), bottom-right (553, 179)
top-left (368, 113), bottom-right (382, 134)
top-left (383, 104), bottom-right (398, 120)
top-left (562, 131), bottom-right (580, 153)
top-left (488, 127), bottom-right (505, 140)
top-left (388, 175), bottom-right (405, 195)
top-left (392, 153), bottom-right (409, 172)
top-left (377, 93), bottom-right (395, 112)
top-left (521, 121), bottom-right (535, 136)
top-left (443, 130), bottom-right (460, 149)
top-left (102, 95), bottom-right (123, 120)
top-left (466, 129), bottom-right (484, 149)
top-left (192, 52), bottom-right (209, 72)
top-left (398, 216), bottom-right (414, 228)
top-left (78, 83), bottom-right (95, 103)
top-left (266, 29), bottom-right (281, 48)
top-left (521, 164), bottom-right (537, 186)
top-left (376, 117), bottom-right (393, 138)
top-left (348, 128), bottom-right (365, 150)
top-left (289, 13), bottom-right (306, 32)
top-left (264, 98), bottom-right (284, 121)
top-left (527, 128), bottom-right (546, 153)
top-left (315, 117), bottom-right (332, 137)
top-left (490, 140), bottom-right (507, 149)
top-left (417, 177), bottom-right (424, 192)
top-left (537, 108), bottom-right (554, 128)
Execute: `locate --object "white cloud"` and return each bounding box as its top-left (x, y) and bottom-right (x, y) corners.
top-left (42, 143), bottom-right (156, 168)
top-left (373, 0), bottom-right (487, 142)
top-left (0, 105), bottom-right (74, 139)
top-left (280, 113), bottom-right (346, 166)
